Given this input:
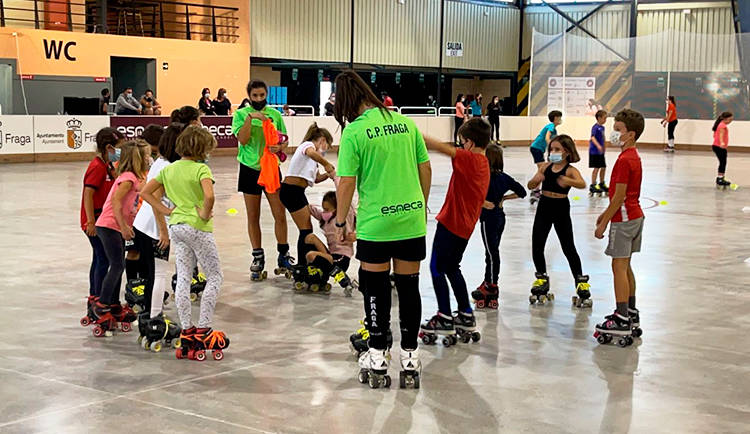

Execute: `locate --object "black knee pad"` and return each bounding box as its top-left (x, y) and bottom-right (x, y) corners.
top-left (297, 229), bottom-right (313, 259)
top-left (359, 269), bottom-right (392, 350)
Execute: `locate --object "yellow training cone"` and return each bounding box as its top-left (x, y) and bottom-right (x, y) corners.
top-left (226, 208), bottom-right (238, 215)
top-left (572, 196), bottom-right (581, 201)
top-left (730, 183), bottom-right (739, 191)
top-left (659, 201), bottom-right (668, 206)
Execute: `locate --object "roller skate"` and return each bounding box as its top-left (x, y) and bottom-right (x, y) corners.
top-left (357, 347), bottom-right (391, 389)
top-left (629, 308), bottom-right (642, 338)
top-left (292, 265), bottom-right (332, 293)
top-left (529, 272), bottom-right (553, 305)
top-left (138, 313), bottom-right (182, 352)
top-left (125, 278), bottom-right (147, 313)
top-left (453, 311), bottom-right (481, 344)
top-left (80, 295), bottom-right (98, 327)
top-left (589, 183), bottom-right (603, 197)
top-left (419, 312), bottom-right (456, 346)
top-left (90, 301), bottom-right (119, 337)
top-left (171, 267), bottom-right (207, 302)
top-left (193, 327), bottom-right (230, 361)
top-left (399, 348), bottom-right (421, 389)
top-left (250, 249), bottom-right (267, 281)
top-left (274, 251), bottom-right (295, 279)
top-left (529, 189), bottom-right (541, 205)
top-left (571, 275), bottom-right (593, 308)
top-left (472, 281), bottom-right (499, 310)
top-left (598, 182), bottom-right (609, 194)
top-left (715, 177), bottom-right (732, 190)
top-left (593, 311), bottom-right (633, 347)
top-left (349, 319), bottom-right (370, 356)
top-left (111, 303), bottom-right (137, 332)
top-left (330, 266), bottom-right (355, 296)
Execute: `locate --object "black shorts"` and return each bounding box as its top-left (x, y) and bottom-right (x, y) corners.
top-left (238, 163), bottom-right (283, 195)
top-left (356, 237), bottom-right (426, 264)
top-left (530, 147), bottom-right (545, 164)
top-left (589, 153), bottom-right (606, 168)
top-left (279, 183), bottom-right (309, 213)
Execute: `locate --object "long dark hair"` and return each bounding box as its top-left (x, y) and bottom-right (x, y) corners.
top-left (455, 93), bottom-right (464, 104)
top-left (333, 70), bottom-right (390, 128)
top-left (173, 105), bottom-right (200, 125)
top-left (551, 134), bottom-right (580, 163)
top-left (712, 112), bottom-right (733, 132)
top-left (668, 95), bottom-right (675, 106)
top-left (159, 122), bottom-right (186, 162)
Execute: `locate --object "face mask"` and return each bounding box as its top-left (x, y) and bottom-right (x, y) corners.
top-left (126, 93), bottom-right (132, 98)
top-left (610, 131), bottom-right (622, 147)
top-left (321, 211), bottom-right (334, 222)
top-left (108, 148), bottom-right (121, 162)
top-left (204, 93), bottom-right (210, 99)
top-left (549, 153), bottom-right (563, 163)
top-left (251, 99), bottom-right (267, 110)
top-left (145, 96), bottom-right (152, 102)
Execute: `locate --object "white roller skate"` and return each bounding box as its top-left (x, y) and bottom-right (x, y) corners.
top-left (399, 348), bottom-right (421, 389)
top-left (357, 347), bottom-right (391, 389)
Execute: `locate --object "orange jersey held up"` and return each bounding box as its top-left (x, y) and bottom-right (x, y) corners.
top-left (258, 119), bottom-right (281, 194)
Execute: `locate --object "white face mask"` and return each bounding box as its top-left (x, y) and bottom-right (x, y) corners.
top-left (204, 93), bottom-right (210, 99)
top-left (610, 131), bottom-right (622, 147)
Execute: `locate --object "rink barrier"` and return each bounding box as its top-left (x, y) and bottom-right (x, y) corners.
top-left (0, 114), bottom-right (747, 163)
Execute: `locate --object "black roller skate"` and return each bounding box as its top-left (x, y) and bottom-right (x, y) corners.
top-left (350, 321), bottom-right (393, 359)
top-left (171, 267), bottom-right (207, 302)
top-left (80, 295), bottom-right (99, 327)
top-left (472, 281), bottom-right (499, 310)
top-left (419, 312), bottom-right (456, 346)
top-left (399, 348), bottom-right (421, 389)
top-left (90, 301), bottom-right (130, 337)
top-left (125, 278), bottom-right (147, 313)
top-left (250, 249), bottom-right (267, 281)
top-left (572, 275), bottom-right (593, 308)
top-left (589, 183), bottom-right (603, 197)
top-left (629, 308), bottom-right (642, 338)
top-left (593, 311), bottom-right (633, 347)
top-left (274, 251), bottom-right (295, 279)
top-left (529, 273), bottom-right (553, 305)
top-left (193, 328), bottom-right (230, 361)
top-left (292, 265), bottom-right (332, 293)
top-left (716, 177), bottom-right (732, 190)
top-left (138, 313), bottom-right (182, 352)
top-left (330, 266), bottom-right (355, 296)
top-left (357, 347), bottom-right (391, 389)
top-left (452, 311), bottom-right (481, 344)
top-left (598, 182), bottom-right (609, 194)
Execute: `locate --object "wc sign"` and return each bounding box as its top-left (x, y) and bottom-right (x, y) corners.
top-left (446, 41), bottom-right (463, 57)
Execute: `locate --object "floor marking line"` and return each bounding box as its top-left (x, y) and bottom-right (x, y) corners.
top-left (0, 396), bottom-right (120, 428)
top-left (0, 366), bottom-right (117, 396)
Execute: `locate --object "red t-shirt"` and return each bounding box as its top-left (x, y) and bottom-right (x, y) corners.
top-left (80, 157), bottom-right (115, 231)
top-left (609, 147), bottom-right (643, 223)
top-left (667, 102), bottom-right (677, 122)
top-left (436, 149), bottom-right (490, 239)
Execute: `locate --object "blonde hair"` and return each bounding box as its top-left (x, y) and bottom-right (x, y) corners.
top-left (302, 122), bottom-right (333, 145)
top-left (117, 140), bottom-right (150, 178)
top-left (176, 125), bottom-right (216, 160)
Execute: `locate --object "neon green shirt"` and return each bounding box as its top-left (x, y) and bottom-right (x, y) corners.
top-left (155, 159), bottom-right (214, 232)
top-left (231, 105), bottom-right (287, 170)
top-left (337, 108), bottom-right (430, 242)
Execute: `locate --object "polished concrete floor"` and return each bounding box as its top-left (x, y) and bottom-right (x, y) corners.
top-left (1, 147), bottom-right (749, 433)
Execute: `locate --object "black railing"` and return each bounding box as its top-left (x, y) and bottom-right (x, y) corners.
top-left (0, 0), bottom-right (239, 42)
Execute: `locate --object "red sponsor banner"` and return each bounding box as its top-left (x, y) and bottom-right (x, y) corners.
top-left (19, 74), bottom-right (34, 80)
top-left (94, 77), bottom-right (107, 82)
top-left (110, 116), bottom-right (238, 148)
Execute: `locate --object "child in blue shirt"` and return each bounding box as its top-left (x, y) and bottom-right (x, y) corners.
top-left (529, 110), bottom-right (562, 202)
top-left (588, 110), bottom-right (608, 195)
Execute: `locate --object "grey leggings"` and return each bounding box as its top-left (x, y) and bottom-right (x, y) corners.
top-left (169, 224), bottom-right (223, 329)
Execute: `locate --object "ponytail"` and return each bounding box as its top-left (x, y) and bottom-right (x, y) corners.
top-left (713, 112), bottom-right (733, 132)
top-left (303, 122), bottom-right (333, 145)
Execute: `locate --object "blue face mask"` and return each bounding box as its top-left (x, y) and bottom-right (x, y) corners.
top-left (549, 153), bottom-right (563, 163)
top-left (108, 148), bottom-right (121, 162)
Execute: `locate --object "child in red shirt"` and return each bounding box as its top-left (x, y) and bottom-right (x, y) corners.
top-left (420, 118), bottom-right (490, 345)
top-left (594, 109), bottom-right (645, 346)
top-left (80, 127), bottom-right (123, 315)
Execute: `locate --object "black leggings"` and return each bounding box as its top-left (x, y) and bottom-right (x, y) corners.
top-left (133, 228), bottom-right (155, 312)
top-left (360, 268), bottom-right (421, 351)
top-left (454, 117), bottom-right (464, 144)
top-left (96, 226), bottom-right (125, 305)
top-left (713, 146), bottom-right (727, 174)
top-left (480, 209), bottom-right (506, 284)
top-left (489, 117), bottom-right (500, 141)
top-left (667, 120), bottom-right (678, 140)
top-left (532, 196), bottom-right (583, 278)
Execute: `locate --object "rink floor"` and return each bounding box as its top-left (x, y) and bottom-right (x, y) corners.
top-left (0, 146), bottom-right (748, 433)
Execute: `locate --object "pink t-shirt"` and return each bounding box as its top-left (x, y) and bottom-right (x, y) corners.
top-left (95, 171), bottom-right (141, 233)
top-left (310, 205), bottom-right (356, 258)
top-left (713, 122), bottom-right (728, 148)
top-left (455, 102), bottom-right (465, 119)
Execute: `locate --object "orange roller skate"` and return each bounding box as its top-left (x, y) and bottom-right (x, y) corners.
top-left (194, 328), bottom-right (230, 361)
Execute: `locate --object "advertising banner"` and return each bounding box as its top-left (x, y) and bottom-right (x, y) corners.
top-left (33, 115), bottom-right (110, 153)
top-left (547, 77), bottom-right (597, 117)
top-left (0, 116), bottom-right (34, 155)
top-left (111, 116), bottom-right (238, 148)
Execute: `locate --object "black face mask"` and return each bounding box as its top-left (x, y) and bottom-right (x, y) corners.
top-left (251, 99), bottom-right (267, 110)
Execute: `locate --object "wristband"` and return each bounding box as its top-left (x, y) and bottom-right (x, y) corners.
top-left (335, 221), bottom-right (346, 228)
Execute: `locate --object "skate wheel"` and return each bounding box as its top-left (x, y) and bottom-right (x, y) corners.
top-left (583, 299), bottom-right (593, 308)
top-left (310, 284), bottom-right (319, 292)
top-left (413, 373), bottom-right (420, 389)
top-left (121, 322), bottom-right (132, 333)
top-left (596, 334), bottom-right (607, 344)
top-left (173, 338), bottom-right (182, 348)
top-left (461, 335), bottom-right (470, 344)
top-left (213, 350), bottom-right (224, 361)
top-left (274, 268), bottom-right (281, 276)
top-left (358, 370), bottom-right (369, 384)
top-left (80, 317), bottom-right (90, 327)
top-left (548, 293), bottom-right (555, 301)
top-left (143, 338), bottom-right (151, 350)
top-left (529, 295), bottom-right (536, 304)
top-left (176, 349), bottom-right (183, 359)
top-left (262, 271), bottom-right (268, 279)
top-left (344, 287), bottom-right (353, 297)
top-left (489, 300), bottom-right (499, 309)
top-left (195, 350), bottom-right (206, 361)
top-left (150, 341), bottom-right (162, 352)
top-left (368, 375), bottom-right (380, 389)
top-left (632, 328), bottom-right (643, 338)
top-left (137, 335), bottom-right (143, 345)
top-left (472, 332), bottom-right (481, 343)
top-left (384, 375), bottom-right (391, 388)
top-left (442, 337), bottom-right (452, 347)
top-left (285, 271), bottom-right (292, 279)
top-left (132, 304), bottom-right (142, 314)
top-left (572, 296), bottom-right (578, 306)
top-left (475, 300), bottom-right (485, 309)
top-left (93, 326), bottom-right (104, 337)
top-left (399, 372), bottom-right (406, 388)
top-left (617, 337), bottom-right (630, 348)
top-left (324, 284), bottom-right (332, 292)
top-left (189, 293), bottom-right (198, 302)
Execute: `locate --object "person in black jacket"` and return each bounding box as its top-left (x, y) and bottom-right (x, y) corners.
top-left (486, 96), bottom-right (501, 144)
top-left (471, 144), bottom-right (526, 309)
top-left (198, 87), bottom-right (215, 115)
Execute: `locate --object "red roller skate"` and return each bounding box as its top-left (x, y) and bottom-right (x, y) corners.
top-left (176, 326), bottom-right (197, 360)
top-left (110, 303), bottom-right (136, 333)
top-left (80, 295), bottom-right (99, 327)
top-left (193, 328), bottom-right (230, 361)
top-left (90, 301), bottom-right (118, 337)
top-left (471, 282), bottom-right (499, 310)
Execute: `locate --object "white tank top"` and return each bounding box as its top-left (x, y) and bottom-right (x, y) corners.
top-left (286, 141), bottom-right (319, 186)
